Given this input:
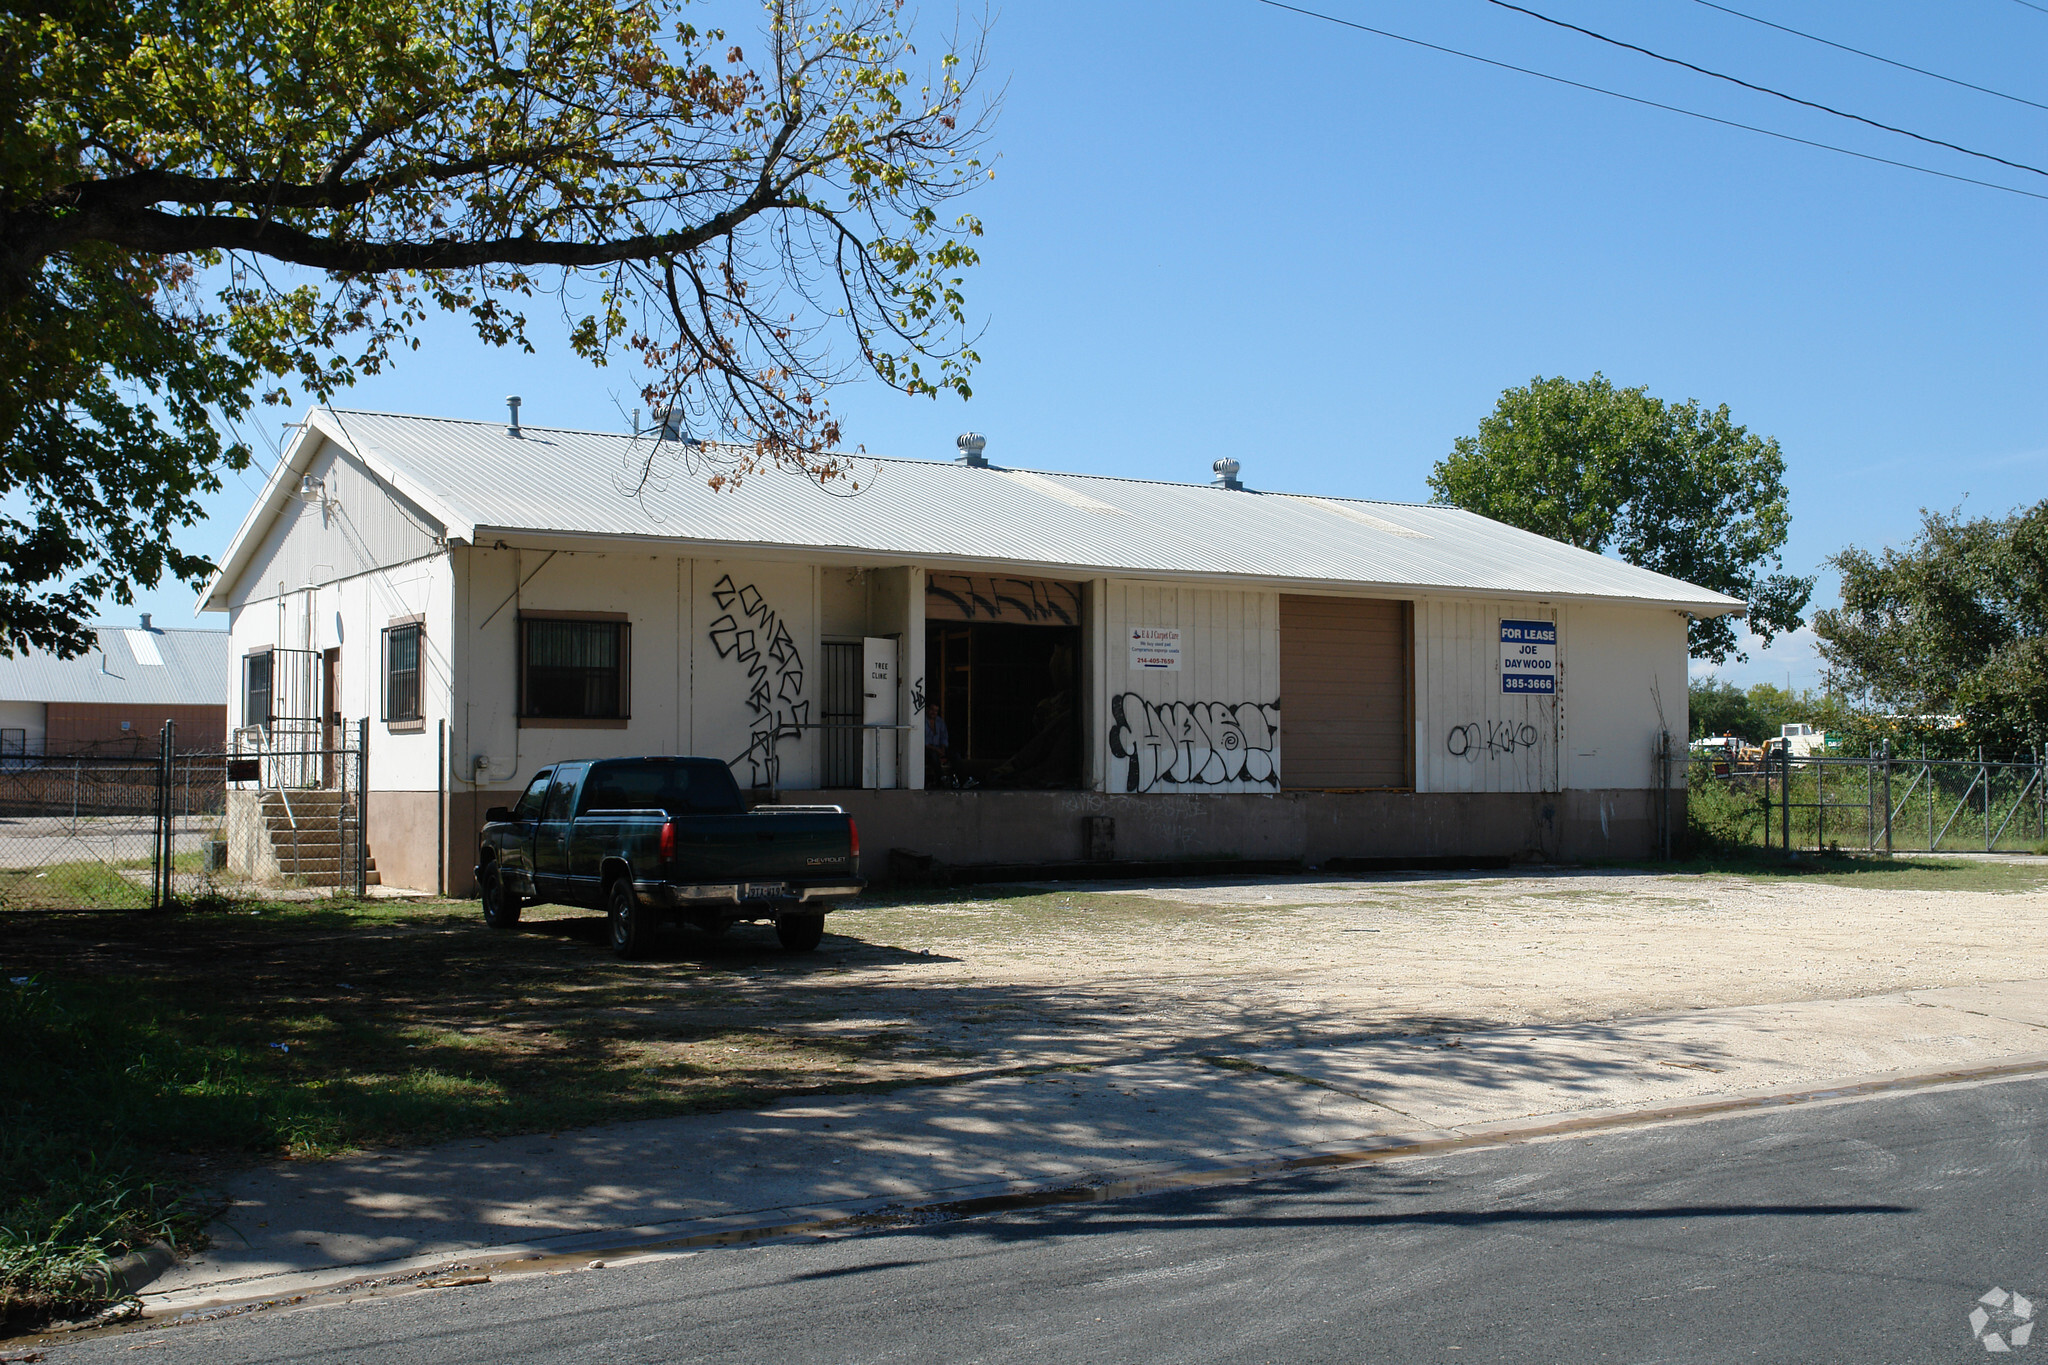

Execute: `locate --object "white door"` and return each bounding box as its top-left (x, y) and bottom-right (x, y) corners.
top-left (862, 637), bottom-right (898, 789)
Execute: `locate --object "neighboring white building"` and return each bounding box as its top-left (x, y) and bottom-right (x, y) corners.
top-left (200, 407), bottom-right (1742, 893)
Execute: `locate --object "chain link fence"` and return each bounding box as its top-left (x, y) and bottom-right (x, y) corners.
top-left (0, 720), bottom-right (370, 910)
top-left (1691, 748), bottom-right (2048, 855)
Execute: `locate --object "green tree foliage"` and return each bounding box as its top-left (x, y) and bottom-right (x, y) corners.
top-left (1, 0), bottom-right (990, 656)
top-left (1688, 677), bottom-right (1756, 741)
top-left (1429, 374), bottom-right (1812, 664)
top-left (1687, 677), bottom-right (1856, 743)
top-left (1816, 501), bottom-right (2048, 755)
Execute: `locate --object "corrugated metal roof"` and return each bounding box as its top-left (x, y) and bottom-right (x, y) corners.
top-left (0, 626), bottom-right (227, 706)
top-left (222, 407), bottom-right (1745, 614)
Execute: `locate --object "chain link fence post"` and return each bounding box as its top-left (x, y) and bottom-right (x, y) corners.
top-left (1881, 739), bottom-right (1893, 856)
top-left (357, 717), bottom-right (370, 900)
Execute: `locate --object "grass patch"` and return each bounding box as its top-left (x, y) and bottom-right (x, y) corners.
top-left (0, 859), bottom-right (151, 911)
top-left (1639, 847), bottom-right (2048, 894)
top-left (0, 897), bottom-right (977, 1328)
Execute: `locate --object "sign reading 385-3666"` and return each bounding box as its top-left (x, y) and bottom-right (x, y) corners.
top-left (1500, 619), bottom-right (1557, 694)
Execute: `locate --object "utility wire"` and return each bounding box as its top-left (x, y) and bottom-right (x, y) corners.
top-left (1478, 0), bottom-right (2048, 179)
top-left (1253, 0), bottom-right (2048, 203)
top-left (1691, 0), bottom-right (2048, 115)
top-left (2012, 0), bottom-right (2048, 16)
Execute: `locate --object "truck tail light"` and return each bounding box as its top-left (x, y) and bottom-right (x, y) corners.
top-left (849, 818), bottom-right (860, 860)
top-left (660, 819), bottom-right (676, 861)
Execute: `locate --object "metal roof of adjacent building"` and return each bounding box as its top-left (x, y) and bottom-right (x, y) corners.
top-left (206, 407), bottom-right (1746, 615)
top-left (0, 622), bottom-right (227, 706)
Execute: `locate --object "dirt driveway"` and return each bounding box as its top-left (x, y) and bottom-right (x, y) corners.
top-left (809, 860), bottom-right (2048, 1072)
top-left (9, 858), bottom-right (2046, 1159)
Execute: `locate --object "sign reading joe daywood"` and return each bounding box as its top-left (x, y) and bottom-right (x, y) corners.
top-left (1499, 619), bottom-right (1557, 694)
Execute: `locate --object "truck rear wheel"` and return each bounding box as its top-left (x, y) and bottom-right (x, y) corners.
top-left (775, 913), bottom-right (825, 952)
top-left (481, 870), bottom-right (523, 929)
top-left (608, 879), bottom-right (654, 959)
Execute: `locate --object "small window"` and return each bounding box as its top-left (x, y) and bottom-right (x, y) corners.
top-left (382, 622), bottom-right (423, 724)
top-left (244, 650), bottom-right (274, 729)
top-left (511, 771), bottom-right (552, 821)
top-left (521, 617), bottom-right (628, 720)
top-left (540, 764), bottom-right (586, 822)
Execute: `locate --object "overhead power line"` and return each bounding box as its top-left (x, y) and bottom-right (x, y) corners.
top-left (1690, 0), bottom-right (2048, 115)
top-left (1252, 0), bottom-right (2048, 204)
top-left (1477, 0), bottom-right (2048, 179)
top-left (2012, 0), bottom-right (2048, 16)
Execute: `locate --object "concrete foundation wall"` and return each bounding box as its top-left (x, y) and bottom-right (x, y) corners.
top-left (830, 786), bottom-right (1685, 872)
top-left (393, 785), bottom-right (1684, 898)
top-left (368, 790), bottom-right (443, 893)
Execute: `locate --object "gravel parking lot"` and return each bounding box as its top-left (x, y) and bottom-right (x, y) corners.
top-left (799, 860), bottom-right (2048, 1072)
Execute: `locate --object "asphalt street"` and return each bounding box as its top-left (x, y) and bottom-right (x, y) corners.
top-left (56, 1075), bottom-right (2048, 1364)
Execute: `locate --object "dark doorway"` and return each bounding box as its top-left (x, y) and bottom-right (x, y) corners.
top-left (926, 623), bottom-right (1080, 789)
top-left (321, 646), bottom-right (342, 788)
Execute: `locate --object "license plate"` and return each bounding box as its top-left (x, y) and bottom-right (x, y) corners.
top-left (740, 882), bottom-right (787, 901)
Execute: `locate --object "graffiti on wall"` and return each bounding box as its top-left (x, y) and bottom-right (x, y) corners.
top-left (707, 573), bottom-right (808, 786)
top-left (926, 574), bottom-right (1081, 626)
top-left (910, 675), bottom-right (926, 715)
top-left (1445, 720), bottom-right (1540, 762)
top-left (1108, 693), bottom-right (1280, 792)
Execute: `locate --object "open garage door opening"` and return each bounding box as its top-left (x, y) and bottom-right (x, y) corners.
top-left (924, 575), bottom-right (1083, 790)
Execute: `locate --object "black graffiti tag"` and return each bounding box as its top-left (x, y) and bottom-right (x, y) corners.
top-left (708, 573), bottom-right (808, 786)
top-left (1108, 693), bottom-right (1280, 791)
top-left (1446, 720), bottom-right (1541, 762)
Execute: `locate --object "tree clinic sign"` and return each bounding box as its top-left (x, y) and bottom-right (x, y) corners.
top-left (1500, 619), bottom-right (1557, 694)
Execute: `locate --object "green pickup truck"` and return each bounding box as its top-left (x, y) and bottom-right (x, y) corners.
top-left (474, 756), bottom-right (863, 957)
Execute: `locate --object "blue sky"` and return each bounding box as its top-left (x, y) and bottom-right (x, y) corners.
top-left (140, 0), bottom-right (2047, 692)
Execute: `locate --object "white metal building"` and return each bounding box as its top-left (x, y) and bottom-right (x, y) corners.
top-left (200, 407), bottom-right (1742, 892)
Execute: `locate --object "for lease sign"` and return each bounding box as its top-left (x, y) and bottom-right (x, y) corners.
top-left (1500, 619), bottom-right (1557, 694)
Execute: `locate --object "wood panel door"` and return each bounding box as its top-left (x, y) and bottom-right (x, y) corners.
top-left (1279, 595), bottom-right (1411, 789)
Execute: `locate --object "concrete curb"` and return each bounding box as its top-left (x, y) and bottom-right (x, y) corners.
top-left (79, 1240), bottom-right (179, 1300)
top-left (132, 1051), bottom-right (2048, 1325)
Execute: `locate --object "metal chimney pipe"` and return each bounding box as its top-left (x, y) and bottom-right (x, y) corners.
top-left (139, 613), bottom-right (152, 631)
top-left (506, 395), bottom-right (523, 438)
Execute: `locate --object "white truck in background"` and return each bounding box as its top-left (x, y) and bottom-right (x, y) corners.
top-left (1761, 723), bottom-right (1831, 759)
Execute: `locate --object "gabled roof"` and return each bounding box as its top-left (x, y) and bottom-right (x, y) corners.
top-left (203, 407), bottom-right (1745, 615)
top-left (0, 625), bottom-right (226, 707)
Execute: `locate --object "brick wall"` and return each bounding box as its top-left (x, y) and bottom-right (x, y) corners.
top-left (44, 703), bottom-right (227, 754)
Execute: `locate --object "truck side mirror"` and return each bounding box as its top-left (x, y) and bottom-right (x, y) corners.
top-left (484, 806), bottom-right (513, 824)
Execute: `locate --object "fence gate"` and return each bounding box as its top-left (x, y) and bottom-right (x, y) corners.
top-left (0, 749), bottom-right (168, 909)
top-left (1757, 748), bottom-right (2048, 855)
top-left (0, 718), bottom-right (371, 911)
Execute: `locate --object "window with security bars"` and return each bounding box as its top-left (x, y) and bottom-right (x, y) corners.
top-left (521, 617), bottom-right (628, 719)
top-left (383, 622), bottom-right (423, 724)
top-left (244, 650), bottom-right (273, 729)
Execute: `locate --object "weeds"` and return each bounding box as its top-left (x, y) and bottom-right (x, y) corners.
top-left (0, 976), bottom-right (210, 1328)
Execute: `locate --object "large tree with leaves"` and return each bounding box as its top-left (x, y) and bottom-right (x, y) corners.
top-left (1428, 373), bottom-right (1812, 664)
top-left (1, 0), bottom-right (989, 656)
top-left (1815, 500), bottom-right (2048, 755)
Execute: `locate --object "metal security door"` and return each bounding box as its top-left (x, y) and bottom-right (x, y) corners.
top-left (862, 637), bottom-right (898, 789)
top-left (819, 643), bottom-right (862, 788)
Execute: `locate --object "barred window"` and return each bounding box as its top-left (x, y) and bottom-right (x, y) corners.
top-left (243, 650), bottom-right (273, 729)
top-left (520, 617), bottom-right (628, 720)
top-left (382, 622), bottom-right (423, 724)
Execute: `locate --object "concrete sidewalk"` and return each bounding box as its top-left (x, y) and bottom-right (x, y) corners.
top-left (147, 978), bottom-right (2048, 1312)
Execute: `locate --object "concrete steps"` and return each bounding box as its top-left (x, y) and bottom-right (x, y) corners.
top-left (257, 791), bottom-right (381, 888)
